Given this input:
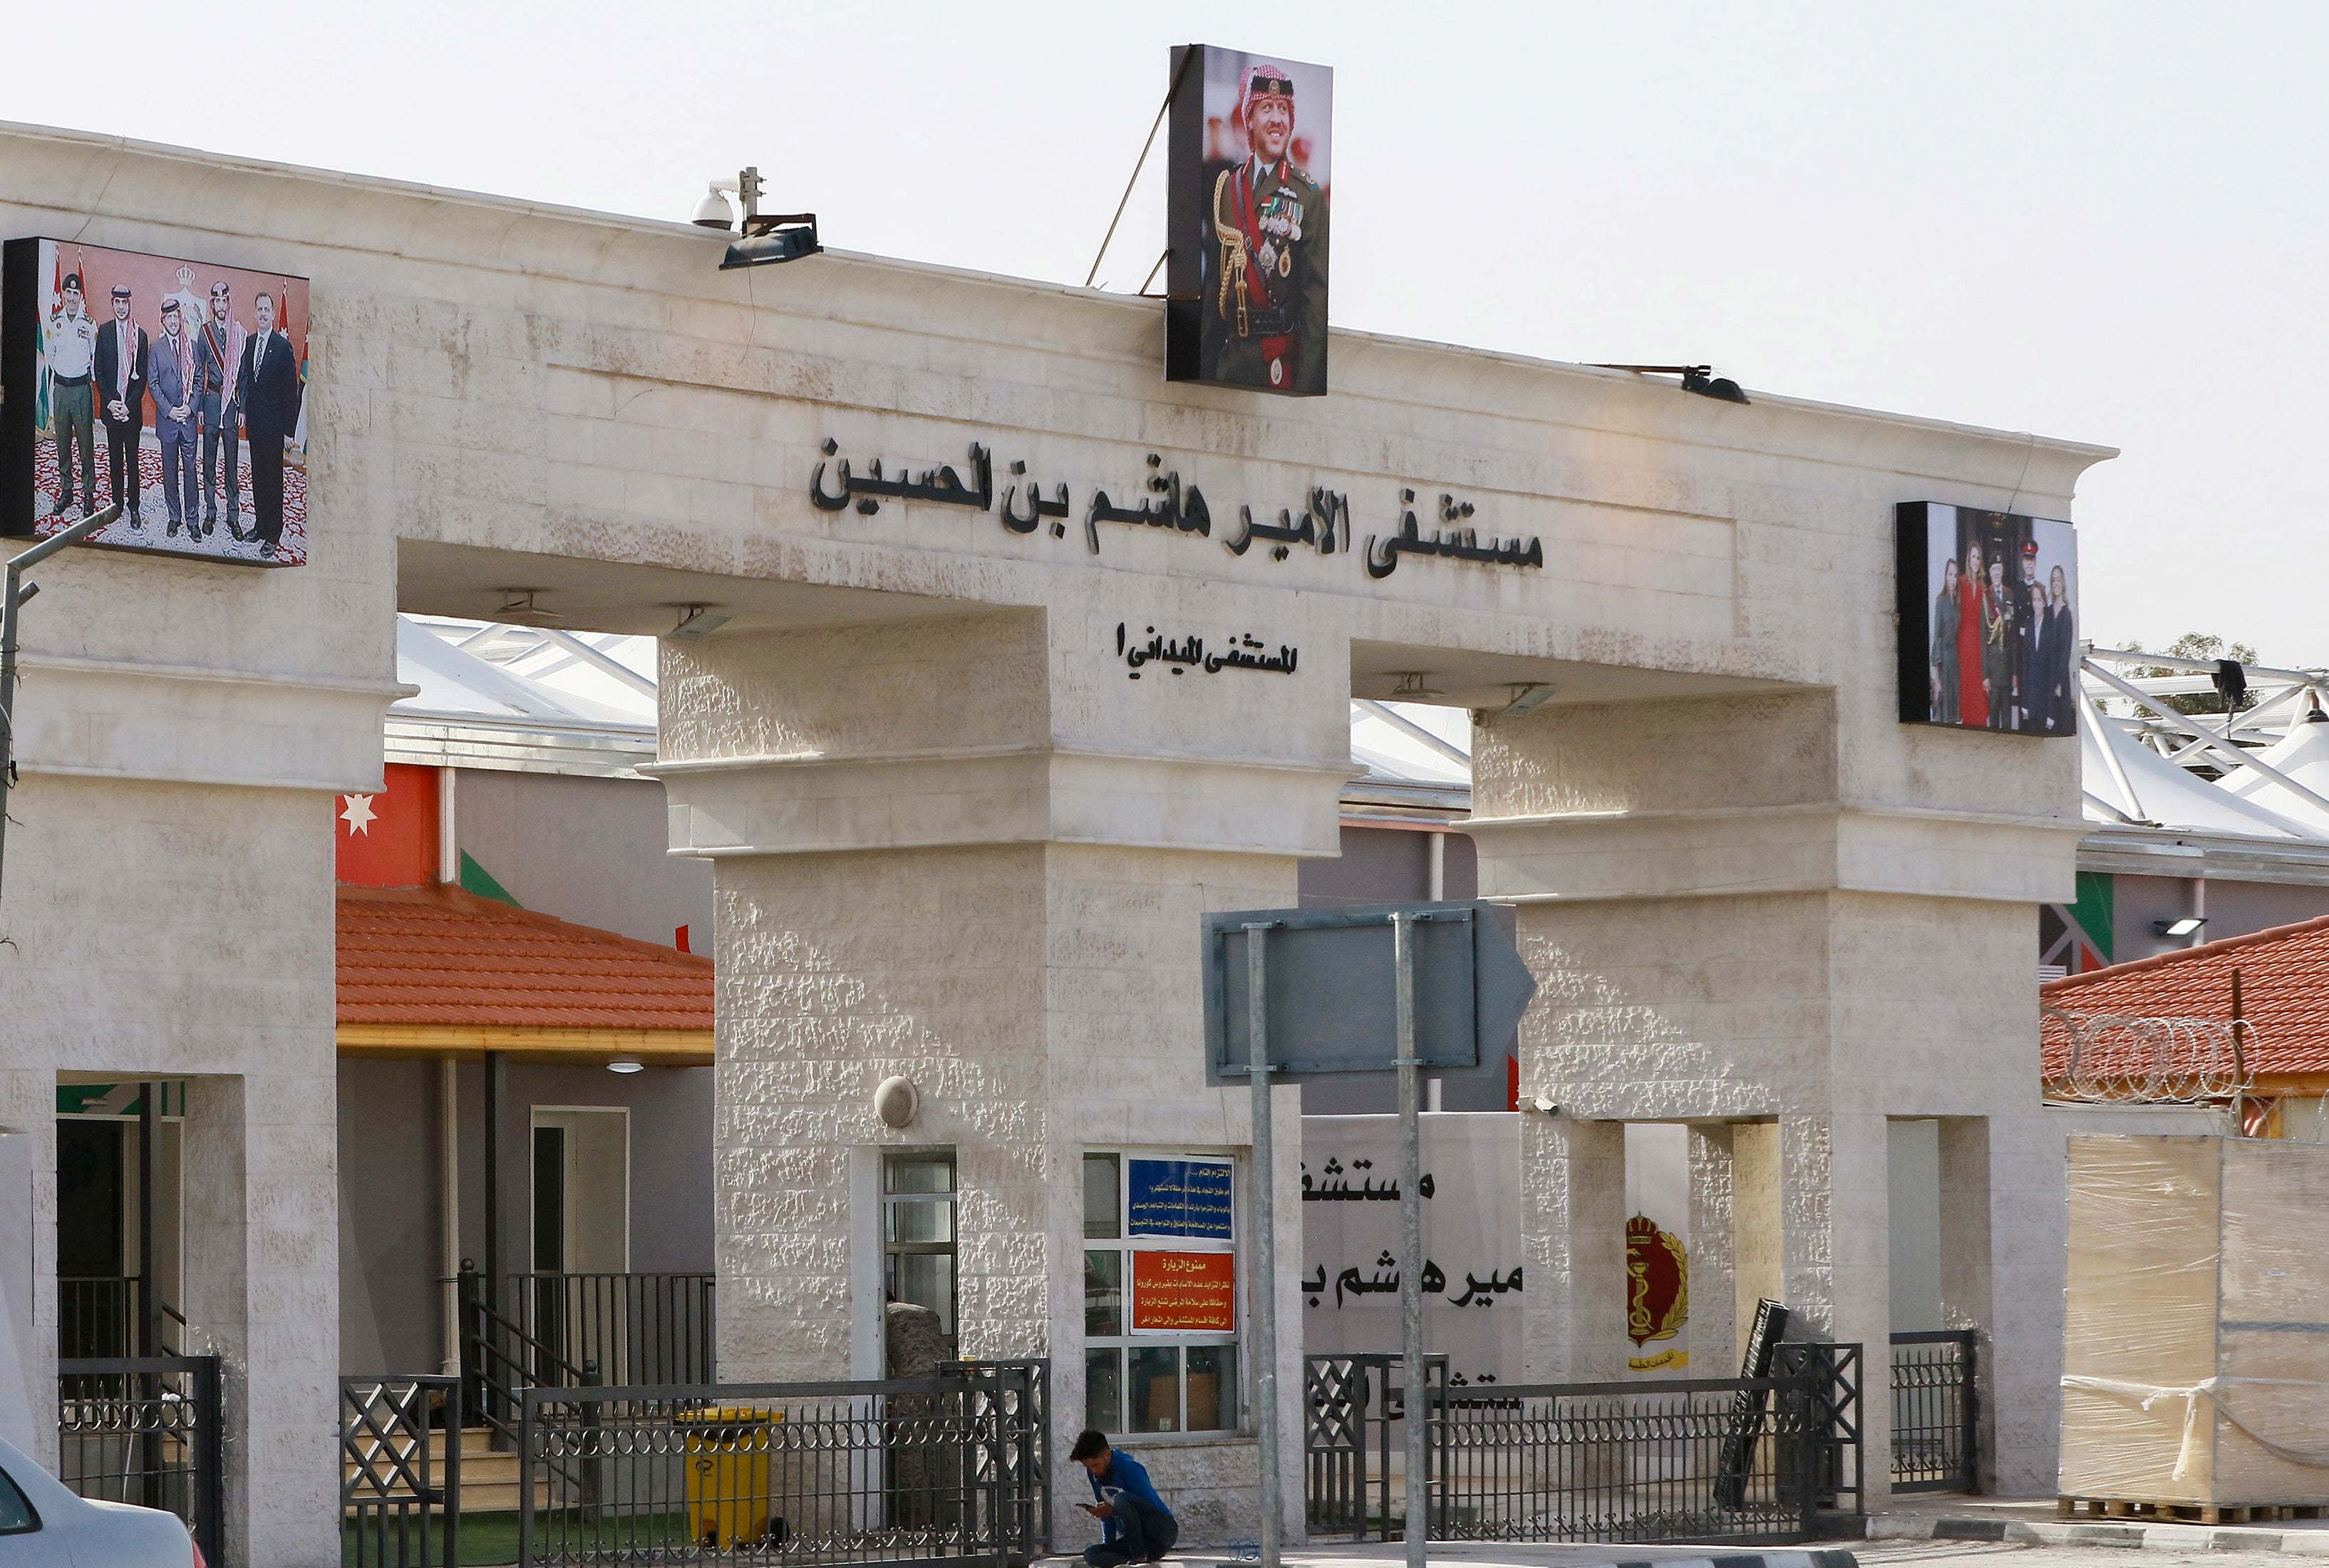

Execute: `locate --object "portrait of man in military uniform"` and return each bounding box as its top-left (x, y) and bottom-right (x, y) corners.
top-left (1165, 47), bottom-right (1333, 397)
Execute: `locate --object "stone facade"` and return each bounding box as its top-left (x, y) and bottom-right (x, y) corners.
top-left (0, 116), bottom-right (2117, 1552)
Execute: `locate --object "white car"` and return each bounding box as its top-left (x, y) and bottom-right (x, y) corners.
top-left (0, 1433), bottom-right (201, 1567)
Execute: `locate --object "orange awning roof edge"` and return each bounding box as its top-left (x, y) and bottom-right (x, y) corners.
top-left (336, 1023), bottom-right (713, 1065)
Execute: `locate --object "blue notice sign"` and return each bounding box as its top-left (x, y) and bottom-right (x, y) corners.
top-left (1127, 1157), bottom-right (1234, 1241)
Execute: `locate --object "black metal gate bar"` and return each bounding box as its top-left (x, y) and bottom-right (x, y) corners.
top-left (1303, 1351), bottom-right (1446, 1542)
top-left (1425, 1373), bottom-right (1822, 1544)
top-left (1772, 1341), bottom-right (1863, 1516)
top-left (1890, 1329), bottom-right (1978, 1493)
top-left (344, 1376), bottom-right (462, 1568)
top-left (1307, 1352), bottom-right (1860, 1547)
top-left (518, 1366), bottom-right (1046, 1567)
top-left (57, 1355), bottom-right (224, 1567)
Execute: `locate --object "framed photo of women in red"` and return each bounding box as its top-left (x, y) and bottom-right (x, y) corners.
top-left (1897, 501), bottom-right (2079, 736)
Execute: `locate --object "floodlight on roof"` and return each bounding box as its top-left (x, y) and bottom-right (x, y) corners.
top-left (2154, 917), bottom-right (2207, 938)
top-left (1594, 363), bottom-right (1752, 405)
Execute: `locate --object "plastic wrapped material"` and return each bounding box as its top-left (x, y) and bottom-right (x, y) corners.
top-left (2061, 1135), bottom-right (2329, 1505)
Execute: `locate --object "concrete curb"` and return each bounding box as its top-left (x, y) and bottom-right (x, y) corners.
top-left (1599, 1553), bottom-right (1861, 1568)
top-left (1871, 1510), bottom-right (2329, 1554)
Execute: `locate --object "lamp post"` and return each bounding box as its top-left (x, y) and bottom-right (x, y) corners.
top-left (0, 505), bottom-right (120, 896)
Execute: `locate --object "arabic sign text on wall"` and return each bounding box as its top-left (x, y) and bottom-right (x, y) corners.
top-left (810, 440), bottom-right (1542, 581)
top-left (1301, 1115), bottom-right (1522, 1388)
top-left (1116, 622), bottom-right (1296, 680)
top-left (1131, 1249), bottom-right (1237, 1334)
top-left (1127, 1157), bottom-right (1235, 1240)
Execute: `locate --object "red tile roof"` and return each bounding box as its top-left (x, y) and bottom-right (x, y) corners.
top-left (2040, 912), bottom-right (2329, 1078)
top-left (338, 884), bottom-right (712, 1032)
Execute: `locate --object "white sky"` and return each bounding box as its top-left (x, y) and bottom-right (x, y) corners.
top-left (21, 1), bottom-right (2326, 663)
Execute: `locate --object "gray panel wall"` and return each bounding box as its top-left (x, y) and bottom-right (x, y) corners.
top-left (339, 1061), bottom-right (443, 1377)
top-left (2108, 872), bottom-right (2329, 966)
top-left (1296, 825), bottom-right (1500, 1113)
top-left (339, 1057), bottom-right (714, 1377)
top-left (453, 770), bottom-right (713, 949)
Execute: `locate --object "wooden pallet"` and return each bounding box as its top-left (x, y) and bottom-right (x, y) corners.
top-left (2058, 1496), bottom-right (2329, 1525)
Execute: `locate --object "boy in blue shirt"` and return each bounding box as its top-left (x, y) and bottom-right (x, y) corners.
top-left (1071, 1429), bottom-right (1178, 1566)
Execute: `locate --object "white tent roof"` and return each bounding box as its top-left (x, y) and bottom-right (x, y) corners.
top-left (2216, 713), bottom-right (2329, 834)
top-left (2082, 703), bottom-right (2318, 838)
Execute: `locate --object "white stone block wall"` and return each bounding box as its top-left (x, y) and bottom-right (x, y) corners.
top-left (0, 120), bottom-right (2123, 1542)
top-left (0, 778), bottom-right (344, 1567)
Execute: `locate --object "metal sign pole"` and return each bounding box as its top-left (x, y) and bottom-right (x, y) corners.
top-left (1244, 922), bottom-right (1281, 1568)
top-left (1393, 910), bottom-right (1425, 1568)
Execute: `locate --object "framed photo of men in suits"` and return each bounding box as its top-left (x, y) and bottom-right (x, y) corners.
top-left (1164, 44), bottom-right (1333, 397)
top-left (2, 237), bottom-right (310, 567)
top-left (1896, 501), bottom-right (2080, 737)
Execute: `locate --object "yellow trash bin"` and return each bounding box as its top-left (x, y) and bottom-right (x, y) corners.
top-left (676, 1405), bottom-right (786, 1550)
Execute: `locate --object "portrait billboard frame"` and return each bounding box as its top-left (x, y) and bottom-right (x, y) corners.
top-left (1164, 43), bottom-right (1333, 397)
top-left (1896, 500), bottom-right (2080, 736)
top-left (2, 237), bottom-right (310, 568)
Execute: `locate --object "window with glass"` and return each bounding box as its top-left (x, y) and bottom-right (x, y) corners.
top-left (884, 1148), bottom-right (957, 1349)
top-left (1083, 1150), bottom-right (1239, 1435)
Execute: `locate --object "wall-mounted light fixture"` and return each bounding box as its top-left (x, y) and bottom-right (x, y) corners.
top-left (671, 604), bottom-right (731, 640)
top-left (607, 1059), bottom-right (645, 1075)
top-left (874, 1076), bottom-right (920, 1130)
top-left (693, 166), bottom-right (823, 270)
top-left (2154, 917), bottom-right (2207, 939)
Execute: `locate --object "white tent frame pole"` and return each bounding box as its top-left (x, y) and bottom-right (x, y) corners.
top-left (2085, 646), bottom-right (2325, 684)
top-left (536, 627), bottom-right (660, 698)
top-left (2082, 789), bottom-right (2144, 827)
top-left (1353, 698), bottom-right (1473, 766)
top-left (2084, 663), bottom-right (2329, 819)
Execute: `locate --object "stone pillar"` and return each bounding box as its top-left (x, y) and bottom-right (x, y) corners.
top-left (1470, 685), bottom-right (2082, 1498)
top-left (657, 604), bottom-right (1348, 1543)
top-left (1519, 1113), bottom-right (1627, 1381)
top-left (178, 1068), bottom-right (339, 1568)
top-left (0, 1072), bottom-right (50, 1460)
top-left (181, 1079), bottom-right (251, 1556)
top-left (1780, 1112), bottom-right (1892, 1504)
top-left (1731, 1121), bottom-right (1782, 1341)
top-left (1685, 1124), bottom-right (1737, 1376)
top-left (1943, 1113), bottom-right (2063, 1496)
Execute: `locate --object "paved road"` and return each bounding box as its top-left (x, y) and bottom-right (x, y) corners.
top-left (1185, 1541), bottom-right (2302, 1568)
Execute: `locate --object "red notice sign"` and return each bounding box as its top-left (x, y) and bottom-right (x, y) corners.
top-left (1130, 1251), bottom-right (1236, 1333)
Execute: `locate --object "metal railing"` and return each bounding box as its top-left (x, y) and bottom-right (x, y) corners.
top-left (516, 1361), bottom-right (1047, 1566)
top-left (58, 1356), bottom-right (224, 1567)
top-left (944, 1358), bottom-right (1049, 1559)
top-left (1430, 1376), bottom-right (1824, 1543)
top-left (1308, 1349), bottom-right (1858, 1546)
top-left (1305, 1352), bottom-right (1436, 1539)
top-left (1773, 1341), bottom-right (1862, 1515)
top-left (345, 1376), bottom-right (463, 1568)
top-left (58, 1276), bottom-right (187, 1359)
top-left (460, 1268), bottom-right (716, 1445)
top-left (1891, 1330), bottom-right (1978, 1493)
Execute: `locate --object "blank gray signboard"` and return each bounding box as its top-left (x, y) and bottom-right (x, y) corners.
top-left (1205, 904), bottom-right (1481, 1076)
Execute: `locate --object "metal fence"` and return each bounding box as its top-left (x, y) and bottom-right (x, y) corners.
top-left (1305, 1353), bottom-right (1422, 1540)
top-left (1772, 1341), bottom-right (1862, 1515)
top-left (345, 1376), bottom-right (463, 1568)
top-left (1307, 1350), bottom-right (1856, 1547)
top-left (517, 1361), bottom-right (1047, 1567)
top-left (463, 1269), bottom-right (716, 1443)
top-left (1890, 1330), bottom-right (1978, 1493)
top-left (57, 1356), bottom-right (224, 1567)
